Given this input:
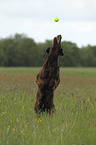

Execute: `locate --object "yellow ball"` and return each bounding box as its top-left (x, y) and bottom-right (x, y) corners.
top-left (54, 17), bottom-right (59, 22)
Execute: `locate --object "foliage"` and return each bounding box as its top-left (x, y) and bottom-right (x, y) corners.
top-left (0, 33), bottom-right (96, 67)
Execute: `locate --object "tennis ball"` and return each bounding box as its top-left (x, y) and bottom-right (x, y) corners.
top-left (54, 17), bottom-right (59, 22)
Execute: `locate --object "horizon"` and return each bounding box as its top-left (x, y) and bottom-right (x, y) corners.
top-left (0, 0), bottom-right (96, 47)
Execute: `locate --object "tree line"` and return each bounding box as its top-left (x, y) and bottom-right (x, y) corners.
top-left (0, 33), bottom-right (96, 67)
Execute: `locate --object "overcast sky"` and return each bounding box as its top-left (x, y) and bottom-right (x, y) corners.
top-left (0, 0), bottom-right (96, 47)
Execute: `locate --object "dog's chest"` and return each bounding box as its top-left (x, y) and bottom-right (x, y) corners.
top-left (43, 67), bottom-right (59, 79)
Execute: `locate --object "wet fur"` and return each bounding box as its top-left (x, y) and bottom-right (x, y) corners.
top-left (34, 35), bottom-right (64, 114)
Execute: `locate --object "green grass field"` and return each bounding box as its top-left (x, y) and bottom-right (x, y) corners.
top-left (0, 67), bottom-right (96, 145)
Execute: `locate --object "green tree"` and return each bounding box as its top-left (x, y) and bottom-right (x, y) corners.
top-left (0, 33), bottom-right (96, 67)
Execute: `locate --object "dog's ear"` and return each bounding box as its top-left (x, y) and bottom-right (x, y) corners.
top-left (59, 48), bottom-right (64, 56)
top-left (46, 47), bottom-right (50, 53)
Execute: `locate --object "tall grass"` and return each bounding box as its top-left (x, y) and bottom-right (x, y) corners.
top-left (0, 67), bottom-right (96, 145)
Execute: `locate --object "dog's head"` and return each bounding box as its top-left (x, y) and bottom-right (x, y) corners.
top-left (46, 35), bottom-right (64, 56)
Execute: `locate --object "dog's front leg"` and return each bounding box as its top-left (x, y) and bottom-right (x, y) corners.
top-left (54, 71), bottom-right (60, 89)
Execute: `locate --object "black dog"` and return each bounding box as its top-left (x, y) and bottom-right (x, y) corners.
top-left (34, 35), bottom-right (64, 114)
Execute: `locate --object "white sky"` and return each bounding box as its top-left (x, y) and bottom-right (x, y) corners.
top-left (0, 0), bottom-right (96, 47)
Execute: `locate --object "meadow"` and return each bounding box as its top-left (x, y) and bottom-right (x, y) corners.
top-left (0, 67), bottom-right (96, 145)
